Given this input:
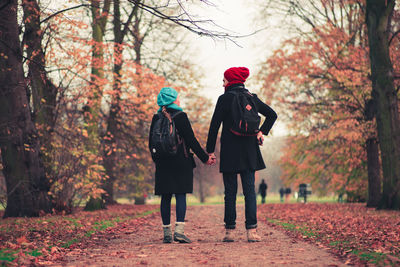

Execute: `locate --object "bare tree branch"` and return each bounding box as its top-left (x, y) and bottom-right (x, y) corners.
top-left (126, 0), bottom-right (259, 45)
top-left (40, 4), bottom-right (89, 24)
top-left (389, 29), bottom-right (400, 47)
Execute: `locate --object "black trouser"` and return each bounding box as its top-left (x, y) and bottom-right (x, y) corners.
top-left (223, 171), bottom-right (257, 229)
top-left (160, 193), bottom-right (186, 225)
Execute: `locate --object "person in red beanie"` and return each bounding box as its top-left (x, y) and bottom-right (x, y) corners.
top-left (223, 67), bottom-right (250, 88)
top-left (206, 67), bottom-right (277, 242)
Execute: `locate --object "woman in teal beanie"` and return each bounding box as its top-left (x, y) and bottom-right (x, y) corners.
top-left (149, 87), bottom-right (214, 243)
top-left (156, 87), bottom-right (183, 111)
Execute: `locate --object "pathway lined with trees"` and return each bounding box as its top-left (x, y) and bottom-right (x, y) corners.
top-left (1, 0), bottom-right (399, 218)
top-left (57, 205), bottom-right (346, 266)
top-left (0, 2), bottom-right (399, 266)
top-left (1, 202), bottom-right (399, 265)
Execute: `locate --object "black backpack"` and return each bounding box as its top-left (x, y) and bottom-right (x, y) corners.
top-left (228, 90), bottom-right (261, 136)
top-left (149, 109), bottom-right (182, 160)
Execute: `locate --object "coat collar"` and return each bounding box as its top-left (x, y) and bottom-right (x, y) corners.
top-left (225, 83), bottom-right (245, 92)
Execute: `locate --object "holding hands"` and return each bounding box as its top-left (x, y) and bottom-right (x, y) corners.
top-left (206, 153), bottom-right (217, 165)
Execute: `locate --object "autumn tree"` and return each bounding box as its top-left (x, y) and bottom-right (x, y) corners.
top-left (258, 0), bottom-right (400, 208)
top-left (0, 0), bottom-right (107, 215)
top-left (22, 0), bottom-right (66, 210)
top-left (21, 1), bottom-right (111, 212)
top-left (0, 0), bottom-right (235, 214)
top-left (83, 0), bottom-right (111, 211)
top-left (101, 0), bottom-right (137, 205)
top-left (0, 0), bottom-right (52, 217)
top-left (256, 0), bottom-right (380, 201)
top-left (100, 0), bottom-right (231, 204)
top-left (54, 0), bottom-right (221, 207)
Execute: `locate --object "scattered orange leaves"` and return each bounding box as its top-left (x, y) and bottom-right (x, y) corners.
top-left (0, 204), bottom-right (158, 265)
top-left (259, 203), bottom-right (400, 265)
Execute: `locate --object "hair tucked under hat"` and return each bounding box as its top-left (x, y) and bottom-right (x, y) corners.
top-left (224, 67), bottom-right (250, 88)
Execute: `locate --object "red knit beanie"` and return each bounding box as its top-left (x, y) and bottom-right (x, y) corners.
top-left (224, 67), bottom-right (250, 88)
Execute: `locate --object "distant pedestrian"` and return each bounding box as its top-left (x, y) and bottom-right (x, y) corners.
top-left (149, 87), bottom-right (215, 244)
top-left (258, 179), bottom-right (268, 204)
top-left (279, 188), bottom-right (285, 203)
top-left (206, 67), bottom-right (277, 242)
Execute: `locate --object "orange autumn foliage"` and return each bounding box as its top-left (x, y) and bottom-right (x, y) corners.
top-left (257, 4), bottom-right (379, 199)
top-left (33, 2), bottom-right (212, 205)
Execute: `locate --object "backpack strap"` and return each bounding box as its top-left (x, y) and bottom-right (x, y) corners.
top-left (171, 110), bottom-right (183, 119)
top-left (159, 107), bottom-right (182, 123)
top-left (170, 111), bottom-right (188, 158)
top-left (159, 108), bottom-right (182, 118)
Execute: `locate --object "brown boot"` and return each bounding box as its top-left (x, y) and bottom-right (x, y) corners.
top-left (174, 222), bottom-right (192, 243)
top-left (247, 228), bottom-right (261, 242)
top-left (222, 229), bottom-right (234, 242)
top-left (162, 224), bottom-right (172, 243)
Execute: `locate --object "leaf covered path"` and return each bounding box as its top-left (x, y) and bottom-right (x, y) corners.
top-left (58, 205), bottom-right (345, 266)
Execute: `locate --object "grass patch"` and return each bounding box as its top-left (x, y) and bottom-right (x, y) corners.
top-left (84, 230), bottom-right (96, 237)
top-left (65, 217), bottom-right (83, 228)
top-left (26, 249), bottom-right (42, 257)
top-left (94, 220), bottom-right (115, 230)
top-left (138, 194), bottom-right (339, 206)
top-left (137, 209), bottom-right (157, 217)
top-left (0, 248), bottom-right (43, 263)
top-left (352, 250), bottom-right (387, 265)
top-left (267, 218), bottom-right (318, 238)
top-left (61, 238), bottom-right (80, 248)
top-left (328, 240), bottom-right (350, 247)
top-left (60, 209), bottom-right (158, 249)
top-left (0, 249), bottom-right (17, 262)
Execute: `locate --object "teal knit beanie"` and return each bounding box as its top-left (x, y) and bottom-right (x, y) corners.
top-left (157, 87), bottom-right (182, 111)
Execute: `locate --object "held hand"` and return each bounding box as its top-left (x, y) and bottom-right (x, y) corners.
top-left (209, 152), bottom-right (216, 160)
top-left (206, 153), bottom-right (217, 165)
top-left (257, 131), bottom-right (264, 146)
top-left (206, 155), bottom-right (215, 165)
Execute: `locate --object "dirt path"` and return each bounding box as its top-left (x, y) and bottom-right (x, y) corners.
top-left (59, 205), bottom-right (346, 266)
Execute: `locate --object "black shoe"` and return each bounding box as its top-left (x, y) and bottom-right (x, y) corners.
top-left (174, 232), bottom-right (192, 243)
top-left (163, 235), bottom-right (173, 243)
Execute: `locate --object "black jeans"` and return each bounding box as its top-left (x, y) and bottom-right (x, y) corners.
top-left (160, 193), bottom-right (186, 225)
top-left (223, 171), bottom-right (257, 229)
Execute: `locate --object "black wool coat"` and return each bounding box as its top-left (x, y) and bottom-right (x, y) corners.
top-left (149, 109), bottom-right (209, 195)
top-left (206, 84), bottom-right (277, 173)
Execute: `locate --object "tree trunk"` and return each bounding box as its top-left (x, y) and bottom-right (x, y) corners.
top-left (0, 0), bottom-right (52, 217)
top-left (84, 0), bottom-right (111, 210)
top-left (366, 0), bottom-right (400, 210)
top-left (85, 0), bottom-right (110, 151)
top-left (102, 0), bottom-right (137, 205)
top-left (366, 138), bottom-right (381, 207)
top-left (102, 0), bottom-right (122, 205)
top-left (198, 175), bottom-right (205, 203)
top-left (22, 0), bottom-right (58, 185)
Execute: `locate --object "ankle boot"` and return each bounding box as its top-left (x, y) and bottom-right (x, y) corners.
top-left (173, 222), bottom-right (191, 243)
top-left (162, 224), bottom-right (172, 243)
top-left (247, 228), bottom-right (261, 242)
top-left (222, 229), bottom-right (234, 242)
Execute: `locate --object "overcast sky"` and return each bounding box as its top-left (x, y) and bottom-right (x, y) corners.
top-left (189, 0), bottom-right (266, 101)
top-left (188, 0), bottom-right (288, 136)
